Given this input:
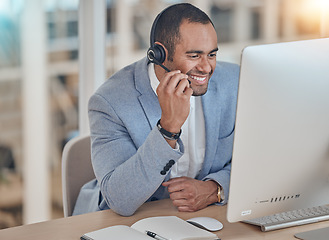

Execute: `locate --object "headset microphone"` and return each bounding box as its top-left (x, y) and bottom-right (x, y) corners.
top-left (153, 59), bottom-right (171, 73)
top-left (148, 50), bottom-right (191, 84)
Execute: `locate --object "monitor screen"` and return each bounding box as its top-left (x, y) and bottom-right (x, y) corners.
top-left (227, 38), bottom-right (329, 223)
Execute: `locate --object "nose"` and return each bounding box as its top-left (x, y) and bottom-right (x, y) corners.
top-left (196, 56), bottom-right (212, 73)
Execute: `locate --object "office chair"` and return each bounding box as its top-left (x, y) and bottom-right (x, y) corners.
top-left (61, 135), bottom-right (95, 217)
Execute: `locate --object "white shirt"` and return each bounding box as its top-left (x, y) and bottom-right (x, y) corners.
top-left (148, 63), bottom-right (206, 179)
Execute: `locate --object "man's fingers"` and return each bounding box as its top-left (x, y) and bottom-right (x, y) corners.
top-left (162, 177), bottom-right (186, 185)
top-left (162, 177), bottom-right (191, 193)
top-left (175, 79), bottom-right (192, 95)
top-left (158, 71), bottom-right (188, 92)
top-left (167, 183), bottom-right (185, 193)
top-left (169, 190), bottom-right (188, 200)
top-left (177, 206), bottom-right (194, 212)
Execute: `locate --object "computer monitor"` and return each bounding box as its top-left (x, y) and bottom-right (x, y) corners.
top-left (227, 38), bottom-right (329, 223)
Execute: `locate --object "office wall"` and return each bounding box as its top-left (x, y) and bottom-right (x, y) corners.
top-left (0, 0), bottom-right (328, 229)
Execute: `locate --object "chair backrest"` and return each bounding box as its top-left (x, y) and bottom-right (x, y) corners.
top-left (61, 135), bottom-right (95, 217)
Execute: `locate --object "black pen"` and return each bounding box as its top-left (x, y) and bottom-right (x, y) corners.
top-left (146, 230), bottom-right (170, 240)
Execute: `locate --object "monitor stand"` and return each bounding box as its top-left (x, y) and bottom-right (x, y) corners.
top-left (294, 227), bottom-right (329, 240)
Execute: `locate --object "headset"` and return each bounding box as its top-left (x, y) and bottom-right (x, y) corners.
top-left (147, 4), bottom-right (191, 85)
top-left (146, 6), bottom-right (172, 72)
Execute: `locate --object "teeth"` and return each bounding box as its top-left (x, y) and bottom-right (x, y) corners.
top-left (190, 75), bottom-right (206, 81)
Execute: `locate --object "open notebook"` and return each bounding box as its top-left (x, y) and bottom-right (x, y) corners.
top-left (81, 216), bottom-right (219, 240)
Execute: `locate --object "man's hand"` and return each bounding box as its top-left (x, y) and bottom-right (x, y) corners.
top-left (162, 177), bottom-right (218, 212)
top-left (156, 70), bottom-right (193, 134)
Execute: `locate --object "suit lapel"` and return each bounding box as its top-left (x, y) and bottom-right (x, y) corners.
top-left (138, 93), bottom-right (161, 129)
top-left (135, 58), bottom-right (161, 130)
top-left (199, 79), bottom-right (222, 179)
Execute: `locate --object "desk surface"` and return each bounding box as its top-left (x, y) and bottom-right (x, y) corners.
top-left (1, 199), bottom-right (329, 240)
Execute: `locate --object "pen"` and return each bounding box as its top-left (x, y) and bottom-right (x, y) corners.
top-left (146, 230), bottom-right (170, 240)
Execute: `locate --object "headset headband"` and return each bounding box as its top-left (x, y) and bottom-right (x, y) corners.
top-left (149, 5), bottom-right (175, 47)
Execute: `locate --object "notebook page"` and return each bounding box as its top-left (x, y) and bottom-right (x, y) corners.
top-left (131, 216), bottom-right (217, 240)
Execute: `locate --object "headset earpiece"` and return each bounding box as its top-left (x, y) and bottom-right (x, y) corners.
top-left (147, 6), bottom-right (173, 66)
top-left (147, 5), bottom-right (189, 76)
top-left (147, 43), bottom-right (166, 64)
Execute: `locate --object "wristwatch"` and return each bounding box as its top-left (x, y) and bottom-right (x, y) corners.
top-left (217, 184), bottom-right (224, 203)
top-left (157, 120), bottom-right (182, 140)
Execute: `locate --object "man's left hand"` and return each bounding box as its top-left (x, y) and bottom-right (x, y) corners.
top-left (162, 177), bottom-right (218, 212)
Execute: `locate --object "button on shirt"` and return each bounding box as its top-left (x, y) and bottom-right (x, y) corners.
top-left (148, 63), bottom-right (206, 179)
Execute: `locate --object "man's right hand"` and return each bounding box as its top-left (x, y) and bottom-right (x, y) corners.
top-left (156, 70), bottom-right (193, 139)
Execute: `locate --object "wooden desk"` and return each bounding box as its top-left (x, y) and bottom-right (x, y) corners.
top-left (1, 199), bottom-right (329, 240)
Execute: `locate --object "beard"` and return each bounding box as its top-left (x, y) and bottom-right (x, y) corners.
top-left (187, 69), bottom-right (213, 96)
top-left (191, 84), bottom-right (209, 96)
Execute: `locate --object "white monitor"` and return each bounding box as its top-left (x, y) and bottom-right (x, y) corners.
top-left (227, 38), bottom-right (329, 223)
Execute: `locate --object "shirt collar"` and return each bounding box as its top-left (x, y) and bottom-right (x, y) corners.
top-left (148, 63), bottom-right (159, 96)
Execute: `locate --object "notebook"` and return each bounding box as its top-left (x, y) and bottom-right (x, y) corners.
top-left (81, 216), bottom-right (219, 240)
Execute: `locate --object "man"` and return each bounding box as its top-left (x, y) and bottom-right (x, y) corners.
top-left (73, 3), bottom-right (239, 216)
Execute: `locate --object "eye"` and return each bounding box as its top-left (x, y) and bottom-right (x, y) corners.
top-left (188, 54), bottom-right (199, 59)
top-left (208, 53), bottom-right (217, 58)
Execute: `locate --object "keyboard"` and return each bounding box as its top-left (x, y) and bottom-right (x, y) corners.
top-left (243, 205), bottom-right (329, 231)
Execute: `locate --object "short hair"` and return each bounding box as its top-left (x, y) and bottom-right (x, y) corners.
top-left (154, 3), bottom-right (214, 61)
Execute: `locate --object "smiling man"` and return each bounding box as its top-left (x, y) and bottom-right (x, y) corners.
top-left (73, 3), bottom-right (240, 216)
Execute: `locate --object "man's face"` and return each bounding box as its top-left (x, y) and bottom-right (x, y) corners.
top-left (165, 20), bottom-right (218, 96)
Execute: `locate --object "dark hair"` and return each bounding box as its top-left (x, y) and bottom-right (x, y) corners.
top-left (154, 3), bottom-right (214, 61)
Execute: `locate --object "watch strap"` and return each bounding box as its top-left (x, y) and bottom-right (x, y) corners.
top-left (157, 119), bottom-right (182, 140)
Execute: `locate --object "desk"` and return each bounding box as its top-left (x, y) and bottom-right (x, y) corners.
top-left (0, 199), bottom-right (329, 240)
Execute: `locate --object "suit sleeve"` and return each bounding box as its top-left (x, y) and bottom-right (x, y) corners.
top-left (88, 93), bottom-right (183, 216)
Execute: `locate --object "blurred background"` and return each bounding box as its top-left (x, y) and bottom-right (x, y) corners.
top-left (0, 0), bottom-right (328, 229)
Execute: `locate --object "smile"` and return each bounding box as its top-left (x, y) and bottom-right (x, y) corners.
top-left (189, 74), bottom-right (207, 84)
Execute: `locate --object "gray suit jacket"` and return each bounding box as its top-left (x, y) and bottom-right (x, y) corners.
top-left (73, 57), bottom-right (240, 216)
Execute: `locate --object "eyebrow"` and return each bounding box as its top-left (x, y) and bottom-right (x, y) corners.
top-left (186, 47), bottom-right (219, 54)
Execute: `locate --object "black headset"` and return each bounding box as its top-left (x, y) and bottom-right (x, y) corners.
top-left (147, 6), bottom-right (173, 72)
